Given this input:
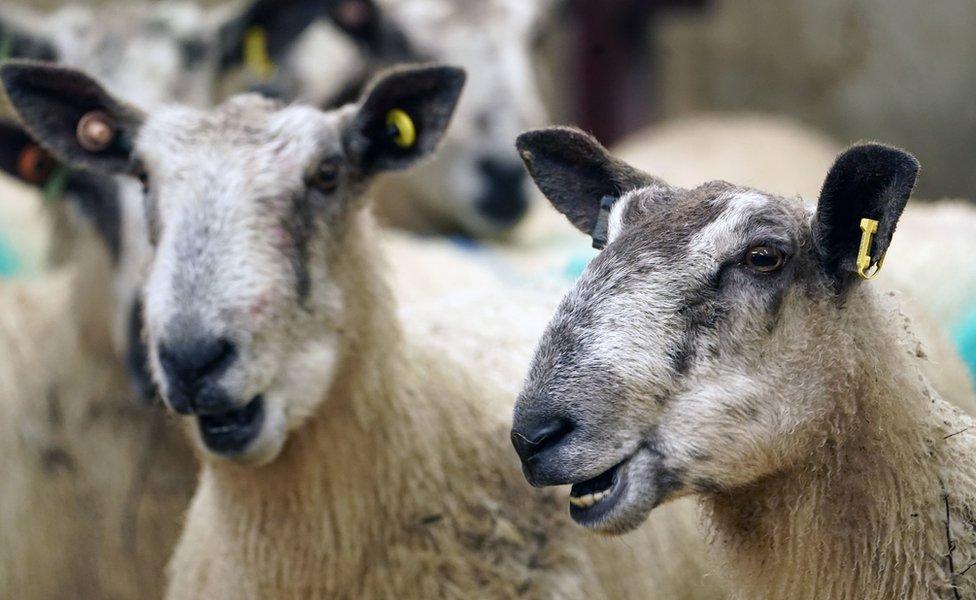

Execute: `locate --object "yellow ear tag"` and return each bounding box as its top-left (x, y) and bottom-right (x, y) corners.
top-left (385, 108), bottom-right (416, 149)
top-left (855, 217), bottom-right (885, 280)
top-left (244, 26), bottom-right (275, 79)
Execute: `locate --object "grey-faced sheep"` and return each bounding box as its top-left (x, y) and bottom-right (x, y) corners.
top-left (512, 126), bottom-right (976, 599)
top-left (611, 112), bottom-right (976, 361)
top-left (2, 61), bottom-right (727, 599)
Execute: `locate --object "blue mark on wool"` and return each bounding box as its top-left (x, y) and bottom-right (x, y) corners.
top-left (953, 308), bottom-right (976, 382)
top-left (0, 235), bottom-right (21, 276)
top-left (450, 234), bottom-right (480, 252)
top-left (563, 249), bottom-right (598, 281)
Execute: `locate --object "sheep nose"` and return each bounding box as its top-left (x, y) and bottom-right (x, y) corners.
top-left (510, 416), bottom-right (574, 464)
top-left (476, 158), bottom-right (529, 225)
top-left (158, 337), bottom-right (237, 415)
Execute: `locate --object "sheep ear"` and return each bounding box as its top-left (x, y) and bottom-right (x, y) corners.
top-left (0, 8), bottom-right (58, 61)
top-left (812, 143), bottom-right (919, 292)
top-left (0, 61), bottom-right (143, 176)
top-left (215, 0), bottom-right (329, 73)
top-left (343, 64), bottom-right (465, 174)
top-left (516, 127), bottom-right (658, 235)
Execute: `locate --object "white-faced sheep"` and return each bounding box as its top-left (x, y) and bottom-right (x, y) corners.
top-left (0, 80), bottom-right (201, 600)
top-left (0, 265), bottom-right (195, 599)
top-left (0, 0), bottom-right (332, 404)
top-left (273, 0), bottom-right (554, 236)
top-left (0, 17), bottom-right (337, 592)
top-left (0, 3), bottom-right (329, 583)
top-left (512, 127), bottom-right (976, 599)
top-left (2, 62), bottom-right (727, 599)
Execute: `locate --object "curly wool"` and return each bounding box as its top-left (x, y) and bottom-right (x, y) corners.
top-left (701, 287), bottom-right (976, 599)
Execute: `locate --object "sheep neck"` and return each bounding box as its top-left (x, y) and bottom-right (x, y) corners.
top-left (192, 210), bottom-right (504, 592)
top-left (702, 288), bottom-right (976, 599)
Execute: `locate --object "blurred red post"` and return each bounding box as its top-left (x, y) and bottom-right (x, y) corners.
top-left (572, 0), bottom-right (707, 145)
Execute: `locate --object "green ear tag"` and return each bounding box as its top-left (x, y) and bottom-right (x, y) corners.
top-left (386, 109), bottom-right (416, 148)
top-left (42, 165), bottom-right (71, 203)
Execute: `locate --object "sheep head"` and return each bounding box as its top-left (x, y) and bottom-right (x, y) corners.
top-left (305, 0), bottom-right (556, 236)
top-left (510, 126), bottom-right (918, 534)
top-left (2, 60), bottom-right (466, 465)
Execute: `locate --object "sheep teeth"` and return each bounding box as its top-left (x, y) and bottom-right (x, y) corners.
top-left (569, 489), bottom-right (609, 508)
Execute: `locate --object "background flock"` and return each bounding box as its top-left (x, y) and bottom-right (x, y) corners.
top-left (0, 1), bottom-right (974, 599)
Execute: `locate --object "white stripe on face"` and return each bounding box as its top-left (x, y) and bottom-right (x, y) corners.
top-left (606, 193), bottom-right (634, 244)
top-left (687, 191), bottom-right (770, 258)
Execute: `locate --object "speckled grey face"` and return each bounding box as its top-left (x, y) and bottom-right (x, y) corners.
top-left (2, 61), bottom-right (466, 465)
top-left (510, 127), bottom-right (918, 534)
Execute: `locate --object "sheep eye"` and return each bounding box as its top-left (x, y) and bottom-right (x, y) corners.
top-left (744, 245), bottom-right (785, 273)
top-left (308, 159), bottom-right (341, 193)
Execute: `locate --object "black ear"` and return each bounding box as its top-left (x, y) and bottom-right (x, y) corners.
top-left (324, 0), bottom-right (413, 60)
top-left (516, 127), bottom-right (659, 235)
top-left (0, 61), bottom-right (143, 175)
top-left (812, 143), bottom-right (919, 291)
top-left (217, 0), bottom-right (330, 73)
top-left (0, 9), bottom-right (58, 61)
top-left (343, 64), bottom-right (465, 174)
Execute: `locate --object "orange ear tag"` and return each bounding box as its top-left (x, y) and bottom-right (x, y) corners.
top-left (17, 144), bottom-right (55, 185)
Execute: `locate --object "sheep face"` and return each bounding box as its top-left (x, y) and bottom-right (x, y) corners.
top-left (0, 61), bottom-right (465, 465)
top-left (0, 0), bottom-right (340, 402)
top-left (511, 127), bottom-right (918, 535)
top-left (303, 0), bottom-right (550, 235)
top-left (139, 98), bottom-right (357, 465)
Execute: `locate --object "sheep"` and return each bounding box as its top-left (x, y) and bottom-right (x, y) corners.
top-left (0, 3), bottom-right (335, 582)
top-left (0, 119), bottom-right (189, 595)
top-left (0, 0), bottom-right (330, 280)
top-left (0, 264), bottom-right (195, 599)
top-left (2, 61), bottom-right (728, 599)
top-left (611, 112), bottom-right (976, 351)
top-left (511, 126), bottom-right (976, 599)
top-left (274, 0), bottom-right (554, 236)
top-left (0, 0), bottom-right (333, 387)
top-left (613, 113), bottom-right (976, 392)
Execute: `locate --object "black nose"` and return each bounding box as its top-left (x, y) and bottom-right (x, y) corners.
top-left (158, 337), bottom-right (237, 415)
top-left (511, 416), bottom-right (574, 464)
top-left (476, 158), bottom-right (529, 225)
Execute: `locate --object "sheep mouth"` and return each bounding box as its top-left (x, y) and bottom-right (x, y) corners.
top-left (197, 395), bottom-right (264, 455)
top-left (568, 456), bottom-right (631, 525)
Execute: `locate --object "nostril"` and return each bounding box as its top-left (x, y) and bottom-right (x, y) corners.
top-left (198, 338), bottom-right (236, 378)
top-left (476, 158), bottom-right (529, 224)
top-left (158, 336), bottom-right (237, 402)
top-left (511, 417), bottom-right (574, 462)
